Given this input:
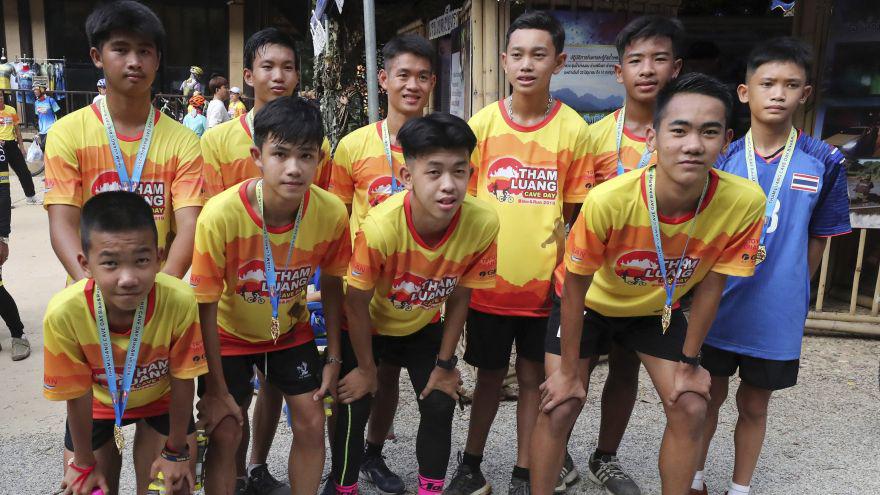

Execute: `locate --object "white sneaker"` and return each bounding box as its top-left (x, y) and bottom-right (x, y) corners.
top-left (26, 196), bottom-right (42, 205)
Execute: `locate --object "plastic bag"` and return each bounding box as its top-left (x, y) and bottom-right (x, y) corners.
top-left (26, 139), bottom-right (43, 163)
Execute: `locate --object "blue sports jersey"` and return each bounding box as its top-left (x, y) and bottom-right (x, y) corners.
top-left (706, 132), bottom-right (850, 360)
top-left (34, 96), bottom-right (60, 134)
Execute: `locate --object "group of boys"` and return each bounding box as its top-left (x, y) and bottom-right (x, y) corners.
top-left (38, 2), bottom-right (849, 495)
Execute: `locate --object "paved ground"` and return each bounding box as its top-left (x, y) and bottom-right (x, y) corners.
top-left (1, 176), bottom-right (879, 494)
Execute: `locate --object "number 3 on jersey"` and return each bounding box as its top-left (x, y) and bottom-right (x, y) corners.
top-left (766, 200), bottom-right (780, 235)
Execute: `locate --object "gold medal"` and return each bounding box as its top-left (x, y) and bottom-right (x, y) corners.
top-left (661, 304), bottom-right (672, 334)
top-left (755, 244), bottom-right (767, 265)
top-left (114, 424), bottom-right (125, 452)
top-left (270, 317), bottom-right (280, 343)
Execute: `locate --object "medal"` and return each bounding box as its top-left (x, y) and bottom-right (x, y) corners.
top-left (381, 119), bottom-right (404, 194)
top-left (744, 127), bottom-right (798, 266)
top-left (615, 106), bottom-right (652, 178)
top-left (99, 97), bottom-right (155, 193)
top-left (646, 166), bottom-right (709, 334)
top-left (94, 285), bottom-right (148, 453)
top-left (255, 180), bottom-right (304, 343)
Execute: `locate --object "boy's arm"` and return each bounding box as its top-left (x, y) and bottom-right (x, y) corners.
top-left (808, 236), bottom-right (826, 277)
top-left (63, 392), bottom-right (110, 494)
top-left (48, 204), bottom-right (87, 281)
top-left (419, 286), bottom-right (469, 400)
top-left (14, 123), bottom-right (24, 152)
top-left (313, 273), bottom-right (343, 401)
top-left (150, 377), bottom-right (196, 493)
top-left (162, 206), bottom-right (200, 278)
top-left (338, 286), bottom-right (378, 404)
top-left (196, 302), bottom-right (243, 432)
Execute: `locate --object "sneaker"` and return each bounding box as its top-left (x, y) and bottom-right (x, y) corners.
top-left (508, 475), bottom-right (529, 495)
top-left (554, 451), bottom-right (579, 493)
top-left (11, 337), bottom-right (30, 361)
top-left (319, 478), bottom-right (336, 495)
top-left (361, 452), bottom-right (405, 494)
top-left (234, 478), bottom-right (249, 495)
top-left (587, 453), bottom-right (641, 495)
top-left (25, 196), bottom-right (41, 205)
top-left (689, 483), bottom-right (708, 495)
top-left (247, 464), bottom-right (290, 495)
top-left (444, 453), bottom-right (491, 495)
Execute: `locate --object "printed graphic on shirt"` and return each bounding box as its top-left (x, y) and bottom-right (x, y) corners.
top-left (235, 259), bottom-right (312, 304)
top-left (388, 273), bottom-right (459, 311)
top-left (485, 157), bottom-right (559, 204)
top-left (613, 251), bottom-right (701, 287)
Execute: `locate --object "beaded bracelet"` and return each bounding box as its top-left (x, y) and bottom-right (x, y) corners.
top-left (160, 442), bottom-right (191, 462)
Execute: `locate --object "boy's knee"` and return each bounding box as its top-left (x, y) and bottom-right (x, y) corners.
top-left (546, 399), bottom-right (581, 436)
top-left (418, 390), bottom-right (455, 423)
top-left (209, 416), bottom-right (242, 450)
top-left (666, 393), bottom-right (707, 435)
top-left (736, 392), bottom-right (770, 423)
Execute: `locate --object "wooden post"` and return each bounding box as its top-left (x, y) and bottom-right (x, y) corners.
top-left (482, 0), bottom-right (499, 105)
top-left (849, 229), bottom-right (867, 315)
top-left (873, 261), bottom-right (880, 316)
top-left (815, 236), bottom-right (831, 312)
top-left (471, 0), bottom-right (484, 111)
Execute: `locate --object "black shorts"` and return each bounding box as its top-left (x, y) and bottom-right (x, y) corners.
top-left (701, 344), bottom-right (799, 391)
top-left (64, 414), bottom-right (196, 451)
top-left (339, 321), bottom-right (443, 376)
top-left (464, 309), bottom-right (547, 369)
top-left (545, 300), bottom-right (688, 362)
top-left (198, 340), bottom-right (323, 406)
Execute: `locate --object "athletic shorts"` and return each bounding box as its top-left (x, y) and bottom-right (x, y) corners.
top-left (64, 414), bottom-right (196, 451)
top-left (463, 309), bottom-right (547, 369)
top-left (338, 321), bottom-right (444, 377)
top-left (545, 296), bottom-right (688, 362)
top-left (701, 344), bottom-right (799, 391)
top-left (198, 340), bottom-right (322, 406)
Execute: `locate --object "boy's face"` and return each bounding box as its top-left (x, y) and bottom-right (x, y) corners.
top-left (647, 93), bottom-right (733, 185)
top-left (400, 148), bottom-right (472, 224)
top-left (252, 136), bottom-right (322, 202)
top-left (244, 44), bottom-right (299, 103)
top-left (90, 30), bottom-right (160, 96)
top-left (79, 229), bottom-right (160, 313)
top-left (739, 61), bottom-right (811, 126)
top-left (215, 85), bottom-right (229, 100)
top-left (615, 36), bottom-right (682, 105)
top-left (33, 87), bottom-right (43, 98)
top-left (231, 92), bottom-right (240, 102)
top-left (502, 29), bottom-right (566, 97)
top-left (379, 53), bottom-right (435, 116)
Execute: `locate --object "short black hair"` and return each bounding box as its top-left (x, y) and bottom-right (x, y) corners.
top-left (85, 0), bottom-right (165, 53)
top-left (506, 11), bottom-right (565, 55)
top-left (654, 72), bottom-right (733, 128)
top-left (244, 27), bottom-right (299, 71)
top-left (209, 75), bottom-right (229, 94)
top-left (746, 37), bottom-right (813, 80)
top-left (615, 15), bottom-right (684, 60)
top-left (382, 34), bottom-right (436, 73)
top-left (253, 96), bottom-right (323, 150)
top-left (397, 112), bottom-right (477, 162)
top-left (81, 191), bottom-right (158, 253)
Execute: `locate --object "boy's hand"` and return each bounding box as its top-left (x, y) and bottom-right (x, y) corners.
top-left (0, 240), bottom-right (8, 266)
top-left (669, 362), bottom-right (711, 403)
top-left (151, 455), bottom-right (194, 494)
top-left (420, 366), bottom-right (462, 401)
top-left (539, 369), bottom-right (586, 413)
top-left (337, 366), bottom-right (377, 404)
top-left (313, 361), bottom-right (340, 402)
top-left (195, 392), bottom-right (243, 434)
top-left (61, 460), bottom-right (109, 495)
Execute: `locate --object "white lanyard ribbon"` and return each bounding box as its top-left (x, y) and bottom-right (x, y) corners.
top-left (98, 98), bottom-right (155, 193)
top-left (381, 120), bottom-right (403, 193)
top-left (615, 107), bottom-right (652, 177)
top-left (744, 127), bottom-right (797, 248)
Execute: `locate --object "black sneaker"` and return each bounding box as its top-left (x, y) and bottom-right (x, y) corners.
top-left (360, 452), bottom-right (406, 494)
top-left (235, 477), bottom-right (249, 495)
top-left (508, 475), bottom-right (529, 495)
top-left (247, 464), bottom-right (290, 495)
top-left (554, 451), bottom-right (579, 493)
top-left (443, 453), bottom-right (491, 495)
top-left (587, 453), bottom-right (641, 495)
top-left (320, 478), bottom-right (336, 495)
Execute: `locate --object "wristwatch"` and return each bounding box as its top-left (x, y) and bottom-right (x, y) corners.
top-left (679, 351), bottom-right (701, 367)
top-left (436, 355), bottom-right (458, 370)
top-left (326, 356), bottom-right (343, 366)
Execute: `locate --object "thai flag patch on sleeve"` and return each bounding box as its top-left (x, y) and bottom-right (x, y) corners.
top-left (791, 173), bottom-right (820, 193)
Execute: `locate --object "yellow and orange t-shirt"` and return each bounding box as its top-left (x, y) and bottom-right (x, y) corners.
top-left (329, 121), bottom-right (406, 237)
top-left (467, 100), bottom-right (592, 317)
top-left (44, 104), bottom-right (204, 256)
top-left (347, 192), bottom-right (499, 336)
top-left (0, 104), bottom-right (19, 141)
top-left (200, 113), bottom-right (332, 198)
top-left (565, 166), bottom-right (766, 317)
top-left (43, 273), bottom-right (207, 420)
top-left (191, 180), bottom-right (350, 355)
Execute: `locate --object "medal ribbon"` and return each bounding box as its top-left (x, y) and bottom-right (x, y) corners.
top-left (615, 106), bottom-right (652, 177)
top-left (255, 179), bottom-right (304, 330)
top-left (246, 109), bottom-right (255, 140)
top-left (99, 97), bottom-right (155, 193)
top-left (646, 166), bottom-right (709, 312)
top-left (94, 286), bottom-right (148, 430)
top-left (381, 119), bottom-right (403, 193)
top-left (744, 127), bottom-right (797, 247)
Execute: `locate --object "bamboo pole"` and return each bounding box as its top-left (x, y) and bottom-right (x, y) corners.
top-left (830, 287), bottom-right (872, 310)
top-left (482, 0), bottom-right (499, 105)
top-left (849, 229), bottom-right (867, 315)
top-left (804, 318), bottom-right (880, 337)
top-left (815, 236), bottom-right (831, 312)
top-left (808, 311), bottom-right (880, 324)
top-left (873, 260), bottom-right (880, 316)
top-left (471, 0), bottom-right (484, 112)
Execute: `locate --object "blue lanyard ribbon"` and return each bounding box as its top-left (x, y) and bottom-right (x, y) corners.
top-left (99, 97), bottom-right (155, 193)
top-left (255, 179), bottom-right (304, 326)
top-left (615, 106), bottom-right (652, 178)
top-left (381, 120), bottom-right (404, 193)
top-left (94, 286), bottom-right (148, 428)
top-left (645, 166), bottom-right (709, 310)
top-left (744, 127), bottom-right (797, 246)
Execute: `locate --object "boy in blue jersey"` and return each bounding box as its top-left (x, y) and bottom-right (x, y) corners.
top-left (692, 38), bottom-right (850, 495)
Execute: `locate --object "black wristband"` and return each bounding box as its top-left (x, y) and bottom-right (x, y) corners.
top-left (679, 351), bottom-right (701, 367)
top-left (436, 355), bottom-right (458, 370)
